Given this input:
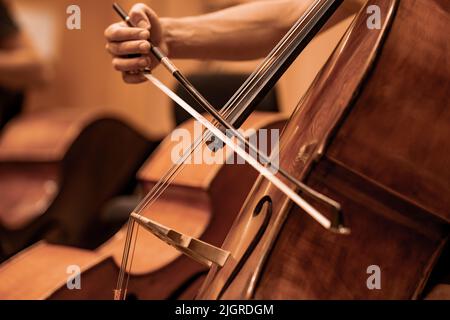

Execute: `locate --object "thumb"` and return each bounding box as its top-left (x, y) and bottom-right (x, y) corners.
top-left (129, 4), bottom-right (163, 45)
top-left (129, 3), bottom-right (151, 29)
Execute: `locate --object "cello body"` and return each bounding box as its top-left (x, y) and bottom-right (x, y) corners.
top-left (0, 108), bottom-right (154, 260)
top-left (197, 0), bottom-right (450, 299)
top-left (0, 112), bottom-right (286, 299)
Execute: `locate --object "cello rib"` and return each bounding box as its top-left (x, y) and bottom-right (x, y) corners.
top-left (197, 0), bottom-right (450, 300)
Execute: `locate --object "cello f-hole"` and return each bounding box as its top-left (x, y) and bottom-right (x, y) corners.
top-left (218, 196), bottom-right (273, 299)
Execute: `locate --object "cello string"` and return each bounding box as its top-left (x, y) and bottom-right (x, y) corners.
top-left (204, 0), bottom-right (326, 126)
top-left (122, 0), bottom-right (333, 223)
top-left (121, 0), bottom-right (324, 223)
top-left (114, 131), bottom-right (210, 298)
top-left (124, 220), bottom-right (140, 299)
top-left (115, 88), bottom-right (241, 297)
top-left (115, 28), bottom-right (296, 293)
top-left (115, 95), bottom-right (243, 299)
top-left (115, 1), bottom-right (335, 297)
top-left (115, 130), bottom-right (234, 298)
top-left (115, 217), bottom-right (134, 299)
top-left (116, 48), bottom-right (293, 293)
top-left (130, 4), bottom-right (324, 215)
top-left (130, 18), bottom-right (299, 213)
top-left (146, 74), bottom-right (334, 230)
top-left (145, 2), bottom-right (342, 207)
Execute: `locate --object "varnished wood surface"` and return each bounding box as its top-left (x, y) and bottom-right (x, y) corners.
top-left (101, 188), bottom-right (211, 276)
top-left (197, 0), bottom-right (398, 299)
top-left (257, 0), bottom-right (450, 299)
top-left (0, 190), bottom-right (209, 300)
top-left (0, 108), bottom-right (127, 162)
top-left (0, 241), bottom-right (105, 300)
top-left (327, 0), bottom-right (450, 223)
top-left (138, 112), bottom-right (286, 190)
top-left (0, 112), bottom-right (286, 300)
top-left (256, 159), bottom-right (447, 299)
top-left (0, 108), bottom-right (153, 258)
top-left (197, 0), bottom-right (450, 300)
top-left (0, 164), bottom-right (58, 230)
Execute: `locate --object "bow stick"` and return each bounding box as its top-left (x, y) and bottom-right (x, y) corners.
top-left (112, 2), bottom-right (347, 232)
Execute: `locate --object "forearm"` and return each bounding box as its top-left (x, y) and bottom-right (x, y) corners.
top-left (161, 0), bottom-right (314, 60)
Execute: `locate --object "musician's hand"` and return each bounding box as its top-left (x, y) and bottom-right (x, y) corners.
top-left (104, 3), bottom-right (168, 84)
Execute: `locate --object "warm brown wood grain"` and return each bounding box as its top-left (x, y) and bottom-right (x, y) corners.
top-left (138, 112), bottom-right (286, 190)
top-left (0, 241), bottom-right (106, 300)
top-left (197, 0), bottom-right (450, 300)
top-left (327, 0), bottom-right (450, 223)
top-left (0, 108), bottom-right (154, 259)
top-left (0, 112), bottom-right (286, 299)
top-left (0, 108), bottom-right (119, 161)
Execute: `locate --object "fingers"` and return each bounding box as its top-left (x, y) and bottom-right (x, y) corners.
top-left (119, 53), bottom-right (160, 83)
top-left (105, 22), bottom-right (152, 69)
top-left (105, 4), bottom-right (163, 85)
top-left (112, 56), bottom-right (151, 72)
top-left (104, 22), bottom-right (149, 42)
top-left (122, 72), bottom-right (147, 84)
top-left (129, 3), bottom-right (152, 29)
top-left (129, 3), bottom-right (163, 44)
top-left (106, 40), bottom-right (150, 56)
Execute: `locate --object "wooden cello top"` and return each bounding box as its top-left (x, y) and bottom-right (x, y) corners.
top-left (0, 112), bottom-right (287, 299)
top-left (197, 0), bottom-right (450, 300)
top-left (137, 112), bottom-right (286, 190)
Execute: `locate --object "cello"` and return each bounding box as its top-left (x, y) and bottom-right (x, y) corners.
top-left (0, 112), bottom-right (285, 299)
top-left (115, 0), bottom-right (449, 300)
top-left (196, 0), bottom-right (450, 299)
top-left (0, 108), bottom-right (154, 260)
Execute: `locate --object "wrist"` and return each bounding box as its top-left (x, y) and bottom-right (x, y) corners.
top-left (160, 17), bottom-right (175, 58)
top-left (160, 17), bottom-right (192, 59)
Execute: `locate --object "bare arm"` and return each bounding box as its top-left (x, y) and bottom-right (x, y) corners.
top-left (162, 0), bottom-right (314, 60)
top-left (105, 0), bottom-right (314, 83)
